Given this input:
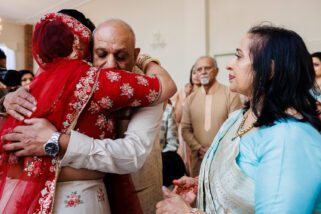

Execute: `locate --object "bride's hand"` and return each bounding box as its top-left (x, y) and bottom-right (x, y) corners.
top-left (156, 186), bottom-right (192, 214)
top-left (173, 176), bottom-right (198, 204)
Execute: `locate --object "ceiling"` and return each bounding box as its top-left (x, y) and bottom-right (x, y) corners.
top-left (0, 0), bottom-right (92, 24)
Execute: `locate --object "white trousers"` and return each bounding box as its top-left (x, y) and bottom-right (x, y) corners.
top-left (53, 179), bottom-right (110, 214)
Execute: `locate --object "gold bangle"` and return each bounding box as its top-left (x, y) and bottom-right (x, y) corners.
top-left (136, 54), bottom-right (160, 72)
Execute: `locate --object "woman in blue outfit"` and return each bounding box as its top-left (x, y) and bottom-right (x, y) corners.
top-left (156, 25), bottom-right (321, 214)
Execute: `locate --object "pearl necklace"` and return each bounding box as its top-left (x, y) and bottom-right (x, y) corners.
top-left (236, 113), bottom-right (255, 137)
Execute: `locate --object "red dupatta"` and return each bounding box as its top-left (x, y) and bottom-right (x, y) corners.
top-left (0, 13), bottom-right (94, 214)
top-left (0, 12), bottom-right (144, 214)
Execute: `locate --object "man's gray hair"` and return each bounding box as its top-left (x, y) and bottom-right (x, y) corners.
top-left (196, 56), bottom-right (218, 69)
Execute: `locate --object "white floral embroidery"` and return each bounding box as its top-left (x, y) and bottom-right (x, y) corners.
top-left (24, 156), bottom-right (43, 177)
top-left (135, 75), bottom-right (149, 86)
top-left (120, 83), bottom-right (134, 98)
top-left (98, 97), bottom-right (113, 109)
top-left (62, 67), bottom-right (98, 130)
top-left (39, 14), bottom-right (91, 41)
top-left (106, 119), bottom-right (114, 132)
top-left (95, 114), bottom-right (108, 130)
top-left (37, 180), bottom-right (56, 213)
top-left (97, 187), bottom-right (105, 202)
top-left (89, 101), bottom-right (101, 114)
top-left (106, 71), bottom-right (121, 82)
top-left (64, 191), bottom-right (84, 208)
top-left (146, 89), bottom-right (159, 103)
top-left (95, 81), bottom-right (100, 92)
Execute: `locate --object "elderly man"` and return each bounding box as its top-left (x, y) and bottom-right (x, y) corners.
top-left (2, 19), bottom-right (175, 213)
top-left (181, 56), bottom-right (242, 176)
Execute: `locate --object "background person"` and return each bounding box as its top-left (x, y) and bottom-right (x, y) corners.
top-left (172, 66), bottom-right (201, 175)
top-left (156, 25), bottom-right (321, 214)
top-left (0, 49), bottom-right (6, 69)
top-left (19, 70), bottom-right (34, 88)
top-left (181, 56), bottom-right (242, 176)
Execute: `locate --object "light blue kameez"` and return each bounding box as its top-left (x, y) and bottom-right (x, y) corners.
top-left (198, 110), bottom-right (321, 213)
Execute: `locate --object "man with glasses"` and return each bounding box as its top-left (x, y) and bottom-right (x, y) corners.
top-left (181, 56), bottom-right (242, 176)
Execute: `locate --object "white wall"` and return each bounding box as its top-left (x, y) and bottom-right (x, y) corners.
top-left (209, 0), bottom-right (321, 85)
top-left (3, 0), bottom-right (321, 88)
top-left (0, 19), bottom-right (25, 70)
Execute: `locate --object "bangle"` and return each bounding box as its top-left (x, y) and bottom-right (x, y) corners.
top-left (136, 54), bottom-right (160, 72)
top-left (189, 208), bottom-right (202, 214)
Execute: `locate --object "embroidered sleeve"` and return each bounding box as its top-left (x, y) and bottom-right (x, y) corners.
top-left (93, 69), bottom-right (161, 110)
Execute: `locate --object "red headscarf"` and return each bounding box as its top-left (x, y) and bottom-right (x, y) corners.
top-left (32, 12), bottom-right (91, 69)
top-left (0, 12), bottom-right (144, 214)
top-left (0, 13), bottom-right (93, 214)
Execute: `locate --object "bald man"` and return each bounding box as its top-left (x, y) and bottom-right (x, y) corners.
top-left (93, 19), bottom-right (164, 214)
top-left (181, 56), bottom-right (242, 176)
top-left (3, 19), bottom-right (173, 213)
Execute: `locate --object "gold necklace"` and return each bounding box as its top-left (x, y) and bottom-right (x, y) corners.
top-left (236, 113), bottom-right (255, 137)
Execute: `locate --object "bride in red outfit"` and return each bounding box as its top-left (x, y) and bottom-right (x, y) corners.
top-left (0, 12), bottom-right (174, 214)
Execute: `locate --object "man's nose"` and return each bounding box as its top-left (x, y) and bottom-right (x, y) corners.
top-left (103, 55), bottom-right (118, 69)
top-left (199, 68), bottom-right (206, 74)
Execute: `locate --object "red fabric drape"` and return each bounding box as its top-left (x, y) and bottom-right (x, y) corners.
top-left (0, 12), bottom-right (147, 214)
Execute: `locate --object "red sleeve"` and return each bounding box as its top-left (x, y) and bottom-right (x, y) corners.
top-left (92, 68), bottom-right (161, 111)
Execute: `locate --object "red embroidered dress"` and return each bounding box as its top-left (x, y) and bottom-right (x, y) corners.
top-left (0, 13), bottom-right (160, 214)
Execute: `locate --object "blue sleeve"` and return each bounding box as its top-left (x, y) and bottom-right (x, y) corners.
top-left (255, 123), bottom-right (321, 213)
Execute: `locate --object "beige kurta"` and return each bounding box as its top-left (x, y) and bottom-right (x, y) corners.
top-left (181, 83), bottom-right (242, 176)
top-left (129, 66), bottom-right (163, 214)
top-left (131, 136), bottom-right (163, 214)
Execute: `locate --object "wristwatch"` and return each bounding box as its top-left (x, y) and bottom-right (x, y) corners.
top-left (43, 132), bottom-right (61, 157)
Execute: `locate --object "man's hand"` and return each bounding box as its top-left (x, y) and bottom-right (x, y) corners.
top-left (156, 186), bottom-right (192, 214)
top-left (198, 146), bottom-right (208, 160)
top-left (184, 83), bottom-right (193, 96)
top-left (4, 87), bottom-right (37, 121)
top-left (2, 118), bottom-right (57, 156)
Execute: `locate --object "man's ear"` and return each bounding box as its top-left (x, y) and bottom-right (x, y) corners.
top-left (134, 48), bottom-right (140, 62)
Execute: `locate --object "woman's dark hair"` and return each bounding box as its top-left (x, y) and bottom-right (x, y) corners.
top-left (0, 48), bottom-right (6, 59)
top-left (19, 69), bottom-right (34, 78)
top-left (311, 52), bottom-right (321, 61)
top-left (189, 65), bottom-right (195, 85)
top-left (58, 9), bottom-right (95, 32)
top-left (247, 25), bottom-right (321, 131)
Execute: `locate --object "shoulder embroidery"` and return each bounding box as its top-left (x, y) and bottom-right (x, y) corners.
top-left (135, 75), bottom-right (149, 86)
top-left (146, 89), bottom-right (159, 103)
top-left (98, 96), bottom-right (113, 109)
top-left (62, 67), bottom-right (98, 131)
top-left (120, 83), bottom-right (134, 98)
top-left (88, 101), bottom-right (101, 114)
top-left (106, 70), bottom-right (121, 82)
